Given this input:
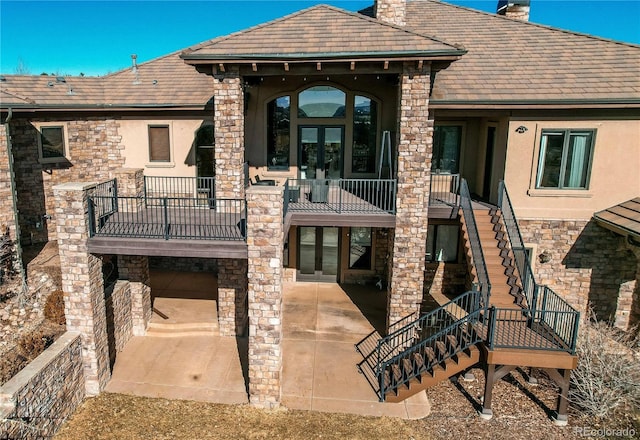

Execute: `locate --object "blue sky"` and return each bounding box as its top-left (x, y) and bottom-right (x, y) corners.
top-left (1, 0), bottom-right (639, 76)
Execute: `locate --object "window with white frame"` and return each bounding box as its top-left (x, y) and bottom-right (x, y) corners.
top-left (37, 124), bottom-right (67, 163)
top-left (536, 129), bottom-right (595, 189)
top-left (148, 125), bottom-right (171, 162)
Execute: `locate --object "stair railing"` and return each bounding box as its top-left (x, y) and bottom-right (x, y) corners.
top-left (496, 181), bottom-right (580, 354)
top-left (373, 290), bottom-right (483, 401)
top-left (459, 178), bottom-right (491, 308)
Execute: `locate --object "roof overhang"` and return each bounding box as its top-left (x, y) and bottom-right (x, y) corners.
top-left (593, 198), bottom-right (640, 245)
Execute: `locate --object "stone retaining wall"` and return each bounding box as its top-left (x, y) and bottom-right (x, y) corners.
top-left (0, 332), bottom-right (84, 440)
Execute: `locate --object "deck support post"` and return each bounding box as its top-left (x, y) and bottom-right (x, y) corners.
top-left (543, 367), bottom-right (571, 426)
top-left (480, 364), bottom-right (516, 420)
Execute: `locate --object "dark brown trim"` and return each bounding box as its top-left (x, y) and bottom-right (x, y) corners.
top-left (88, 237), bottom-right (247, 259)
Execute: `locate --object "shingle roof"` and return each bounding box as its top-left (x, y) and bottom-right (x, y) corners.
top-left (1, 1), bottom-right (639, 110)
top-left (182, 4), bottom-right (463, 61)
top-left (594, 198), bottom-right (640, 240)
top-left (403, 0), bottom-right (640, 105)
top-left (0, 53), bottom-right (214, 109)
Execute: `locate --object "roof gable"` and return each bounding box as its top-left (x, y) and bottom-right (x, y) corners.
top-left (182, 4), bottom-right (463, 62)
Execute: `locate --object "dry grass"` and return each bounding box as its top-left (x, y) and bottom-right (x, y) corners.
top-left (54, 368), bottom-right (639, 440)
top-left (54, 393), bottom-right (425, 440)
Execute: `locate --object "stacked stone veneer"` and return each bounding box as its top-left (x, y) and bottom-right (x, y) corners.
top-left (54, 182), bottom-right (110, 395)
top-left (519, 219), bottom-right (638, 329)
top-left (105, 281), bottom-right (133, 356)
top-left (246, 185), bottom-right (284, 408)
top-left (388, 63), bottom-right (432, 328)
top-left (0, 123), bottom-right (23, 280)
top-left (10, 118), bottom-right (124, 244)
top-left (0, 332), bottom-right (84, 440)
top-left (218, 259), bottom-right (248, 336)
top-left (117, 255), bottom-right (151, 336)
top-left (214, 69), bottom-right (245, 201)
top-left (375, 0), bottom-right (406, 26)
top-left (424, 262), bottom-right (469, 299)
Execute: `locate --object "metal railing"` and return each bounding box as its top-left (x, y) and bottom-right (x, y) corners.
top-left (375, 290), bottom-right (484, 401)
top-left (429, 173), bottom-right (460, 207)
top-left (459, 178), bottom-right (491, 307)
top-left (285, 178), bottom-right (396, 214)
top-left (144, 176), bottom-right (215, 200)
top-left (496, 180), bottom-right (580, 354)
top-left (88, 178), bottom-right (118, 229)
top-left (88, 196), bottom-right (246, 241)
top-left (487, 302), bottom-right (580, 353)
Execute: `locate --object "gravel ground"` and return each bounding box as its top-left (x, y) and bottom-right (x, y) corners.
top-left (54, 368), bottom-right (639, 440)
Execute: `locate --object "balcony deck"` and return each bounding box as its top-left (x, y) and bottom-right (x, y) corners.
top-left (88, 193), bottom-right (247, 258)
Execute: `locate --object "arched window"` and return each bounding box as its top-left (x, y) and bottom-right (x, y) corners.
top-left (298, 86), bottom-right (346, 118)
top-left (267, 96), bottom-right (290, 170)
top-left (352, 95), bottom-right (377, 173)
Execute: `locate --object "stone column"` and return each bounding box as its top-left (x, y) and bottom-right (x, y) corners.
top-left (112, 167), bottom-right (144, 211)
top-left (214, 67), bottom-right (245, 201)
top-left (616, 245), bottom-right (640, 330)
top-left (0, 123), bottom-right (23, 280)
top-left (53, 182), bottom-right (110, 395)
top-left (387, 63), bottom-right (432, 330)
top-left (246, 185), bottom-right (284, 408)
top-left (218, 258), bottom-right (248, 336)
top-left (117, 255), bottom-right (152, 336)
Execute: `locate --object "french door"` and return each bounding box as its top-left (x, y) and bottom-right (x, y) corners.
top-left (299, 126), bottom-right (344, 179)
top-left (297, 227), bottom-right (339, 282)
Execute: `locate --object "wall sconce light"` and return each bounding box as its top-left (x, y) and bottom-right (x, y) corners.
top-left (515, 126), bottom-right (528, 133)
top-left (538, 250), bottom-right (551, 264)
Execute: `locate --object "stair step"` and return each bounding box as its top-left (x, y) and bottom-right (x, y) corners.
top-left (385, 346), bottom-right (481, 403)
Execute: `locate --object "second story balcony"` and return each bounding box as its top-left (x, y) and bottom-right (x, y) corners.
top-left (283, 178), bottom-right (397, 229)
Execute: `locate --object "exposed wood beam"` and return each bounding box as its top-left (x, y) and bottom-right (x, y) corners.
top-left (350, 61), bottom-right (356, 71)
top-left (284, 62), bottom-right (289, 72)
top-left (251, 63), bottom-right (257, 72)
top-left (316, 62), bottom-right (322, 71)
top-left (218, 63), bottom-right (225, 73)
top-left (383, 60), bottom-right (389, 70)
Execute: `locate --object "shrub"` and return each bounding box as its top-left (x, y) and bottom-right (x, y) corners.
top-left (44, 289), bottom-right (66, 325)
top-left (570, 314), bottom-right (640, 418)
top-left (17, 330), bottom-right (52, 359)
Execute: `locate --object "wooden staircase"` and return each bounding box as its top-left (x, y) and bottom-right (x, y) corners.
top-left (461, 207), bottom-right (525, 309)
top-left (384, 337), bottom-right (480, 403)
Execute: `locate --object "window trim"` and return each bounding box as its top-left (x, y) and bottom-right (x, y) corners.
top-left (36, 122), bottom-right (69, 164)
top-left (147, 123), bottom-right (174, 167)
top-left (535, 128), bottom-right (596, 191)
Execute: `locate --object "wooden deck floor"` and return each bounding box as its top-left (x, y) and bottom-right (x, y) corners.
top-left (95, 207), bottom-right (245, 241)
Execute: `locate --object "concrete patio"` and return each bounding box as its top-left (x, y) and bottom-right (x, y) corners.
top-left (105, 272), bottom-right (430, 419)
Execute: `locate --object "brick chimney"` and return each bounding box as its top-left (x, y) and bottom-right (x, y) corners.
top-left (375, 0), bottom-right (406, 26)
top-left (497, 0), bottom-right (530, 21)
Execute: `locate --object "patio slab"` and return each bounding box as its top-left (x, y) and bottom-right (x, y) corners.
top-left (106, 274), bottom-right (428, 418)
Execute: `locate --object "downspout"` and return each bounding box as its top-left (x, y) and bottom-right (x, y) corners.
top-left (3, 108), bottom-right (27, 290)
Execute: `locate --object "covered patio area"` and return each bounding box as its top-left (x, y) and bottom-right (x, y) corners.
top-left (105, 275), bottom-right (429, 418)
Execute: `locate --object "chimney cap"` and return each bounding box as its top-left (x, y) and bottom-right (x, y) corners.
top-left (497, 0), bottom-right (530, 13)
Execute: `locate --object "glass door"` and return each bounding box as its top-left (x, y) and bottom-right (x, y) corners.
top-left (299, 126), bottom-right (344, 179)
top-left (297, 226), bottom-right (339, 281)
